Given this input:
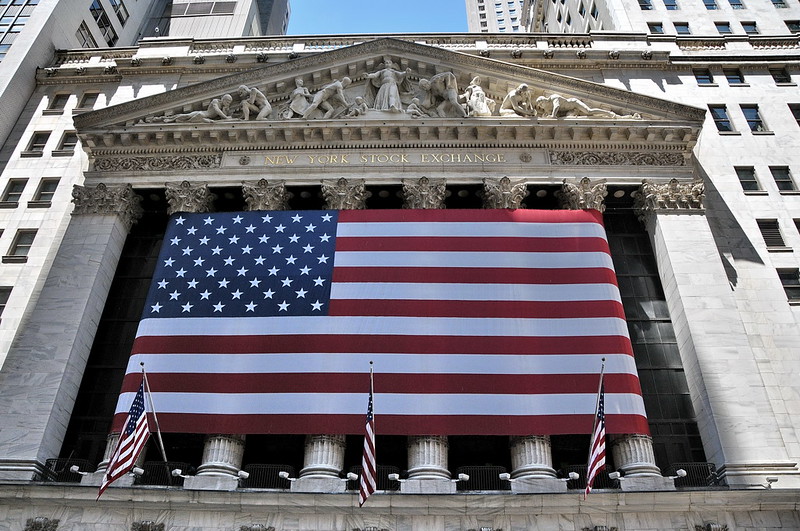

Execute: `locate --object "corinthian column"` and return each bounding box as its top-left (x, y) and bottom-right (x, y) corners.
top-left (483, 177), bottom-right (529, 209)
top-left (557, 177), bottom-right (607, 211)
top-left (610, 434), bottom-right (661, 477)
top-left (195, 434), bottom-right (247, 477)
top-left (165, 181), bottom-right (215, 214)
top-left (402, 177), bottom-right (446, 209)
top-left (292, 434), bottom-right (347, 493)
top-left (322, 178), bottom-right (367, 210)
top-left (242, 179), bottom-right (289, 211)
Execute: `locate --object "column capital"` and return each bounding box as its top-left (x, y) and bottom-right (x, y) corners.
top-left (321, 178), bottom-right (367, 210)
top-left (557, 177), bottom-right (607, 212)
top-left (165, 181), bottom-right (215, 214)
top-left (71, 183), bottom-right (142, 230)
top-left (403, 177), bottom-right (446, 209)
top-left (634, 178), bottom-right (705, 221)
top-left (242, 179), bottom-right (289, 211)
top-left (483, 177), bottom-right (529, 209)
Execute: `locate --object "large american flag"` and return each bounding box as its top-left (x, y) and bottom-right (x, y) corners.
top-left (113, 209), bottom-right (648, 436)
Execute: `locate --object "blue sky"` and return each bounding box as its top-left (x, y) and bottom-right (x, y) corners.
top-left (287, 0), bottom-right (468, 35)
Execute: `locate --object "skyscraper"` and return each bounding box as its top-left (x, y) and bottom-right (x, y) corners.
top-left (466, 0), bottom-right (526, 32)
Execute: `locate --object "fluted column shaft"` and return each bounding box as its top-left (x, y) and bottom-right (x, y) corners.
top-left (299, 434), bottom-right (346, 478)
top-left (610, 434), bottom-right (661, 476)
top-left (510, 435), bottom-right (557, 478)
top-left (407, 435), bottom-right (450, 479)
top-left (196, 434), bottom-right (246, 477)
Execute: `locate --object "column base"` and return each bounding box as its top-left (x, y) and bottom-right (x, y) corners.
top-left (184, 474), bottom-right (240, 491)
top-left (80, 471), bottom-right (136, 488)
top-left (510, 477), bottom-right (567, 494)
top-left (290, 476), bottom-right (346, 493)
top-left (0, 459), bottom-right (46, 481)
top-left (619, 476), bottom-right (676, 491)
top-left (399, 478), bottom-right (457, 494)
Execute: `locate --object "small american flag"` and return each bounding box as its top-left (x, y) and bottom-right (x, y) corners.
top-left (358, 367), bottom-right (376, 506)
top-left (585, 379), bottom-right (606, 498)
top-left (98, 380), bottom-right (150, 499)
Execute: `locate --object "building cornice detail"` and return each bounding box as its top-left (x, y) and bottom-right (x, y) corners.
top-left (71, 184), bottom-right (143, 229)
top-left (550, 151), bottom-right (687, 166)
top-left (557, 177), bottom-right (608, 212)
top-left (403, 177), bottom-right (446, 209)
top-left (242, 179), bottom-right (289, 211)
top-left (93, 155), bottom-right (221, 172)
top-left (165, 181), bottom-right (216, 214)
top-left (633, 178), bottom-right (705, 220)
top-left (483, 177), bottom-right (529, 209)
top-left (321, 178), bottom-right (368, 210)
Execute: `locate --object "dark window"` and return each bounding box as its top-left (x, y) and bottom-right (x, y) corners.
top-left (715, 21), bottom-right (732, 34)
top-left (777, 269), bottom-right (800, 301)
top-left (25, 131), bottom-right (49, 154)
top-left (770, 68), bottom-right (792, 84)
top-left (78, 92), bottom-right (99, 109)
top-left (212, 1), bottom-right (236, 14)
top-left (771, 166), bottom-right (795, 191)
top-left (591, 4), bottom-right (598, 18)
top-left (46, 93), bottom-right (70, 112)
top-left (32, 178), bottom-right (58, 204)
top-left (648, 22), bottom-right (664, 34)
top-left (0, 179), bottom-right (26, 204)
top-left (741, 104), bottom-right (767, 132)
top-left (709, 105), bottom-right (734, 132)
top-left (728, 0), bottom-right (744, 8)
top-left (724, 69), bottom-right (745, 84)
top-left (56, 131), bottom-right (78, 153)
top-left (663, 0), bottom-right (678, 9)
top-left (694, 69), bottom-right (714, 84)
top-left (757, 219), bottom-right (786, 247)
top-left (787, 20), bottom-right (800, 33)
top-left (89, 0), bottom-right (118, 46)
top-left (675, 22), bottom-right (690, 34)
top-left (108, 0), bottom-right (128, 25)
top-left (579, 2), bottom-right (586, 14)
top-left (703, 0), bottom-right (717, 9)
top-left (75, 21), bottom-right (97, 48)
top-left (790, 104), bottom-right (800, 125)
top-left (8, 229), bottom-right (36, 256)
top-left (771, 0), bottom-right (787, 7)
top-left (742, 21), bottom-right (758, 34)
top-left (0, 287), bottom-right (10, 317)
top-left (186, 2), bottom-right (213, 15)
top-left (735, 166), bottom-right (760, 191)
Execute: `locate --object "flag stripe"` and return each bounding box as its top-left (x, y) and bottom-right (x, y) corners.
top-left (329, 299), bottom-right (625, 318)
top-left (335, 236), bottom-right (612, 253)
top-left (338, 208), bottom-right (605, 225)
top-left (328, 283), bottom-right (621, 303)
top-left (333, 250), bottom-right (615, 269)
top-left (332, 266), bottom-right (619, 285)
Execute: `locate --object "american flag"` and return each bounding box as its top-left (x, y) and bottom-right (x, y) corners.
top-left (99, 380), bottom-right (150, 498)
top-left (358, 370), bottom-right (376, 506)
top-left (113, 209), bottom-right (648, 436)
top-left (585, 380), bottom-right (606, 498)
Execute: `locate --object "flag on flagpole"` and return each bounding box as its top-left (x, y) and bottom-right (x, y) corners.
top-left (359, 364), bottom-right (376, 506)
top-left (98, 379), bottom-right (150, 499)
top-left (585, 373), bottom-right (606, 499)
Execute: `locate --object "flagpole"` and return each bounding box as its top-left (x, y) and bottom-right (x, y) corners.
top-left (584, 357), bottom-right (606, 495)
top-left (369, 360), bottom-right (374, 421)
top-left (140, 362), bottom-right (169, 463)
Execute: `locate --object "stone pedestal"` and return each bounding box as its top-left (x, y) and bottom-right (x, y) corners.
top-left (81, 432), bottom-right (145, 487)
top-left (292, 435), bottom-right (346, 493)
top-left (510, 477), bottom-right (568, 493)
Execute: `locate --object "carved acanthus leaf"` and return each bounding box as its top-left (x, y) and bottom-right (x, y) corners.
top-left (24, 518), bottom-right (59, 531)
top-left (165, 181), bottom-right (216, 214)
top-left (402, 177), bottom-right (446, 209)
top-left (695, 525), bottom-right (728, 531)
top-left (242, 179), bottom-right (289, 211)
top-left (321, 178), bottom-right (367, 210)
top-left (131, 522), bottom-right (165, 531)
top-left (71, 183), bottom-right (143, 229)
top-left (633, 178), bottom-right (705, 221)
top-left (557, 177), bottom-right (607, 212)
top-left (549, 151), bottom-right (686, 166)
top-left (483, 177), bottom-right (529, 209)
top-left (240, 526), bottom-right (276, 531)
top-left (94, 155), bottom-right (221, 172)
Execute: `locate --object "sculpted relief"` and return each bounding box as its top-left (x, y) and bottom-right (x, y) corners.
top-left (138, 56), bottom-right (644, 124)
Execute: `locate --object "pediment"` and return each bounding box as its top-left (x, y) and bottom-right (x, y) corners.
top-left (75, 38), bottom-right (704, 146)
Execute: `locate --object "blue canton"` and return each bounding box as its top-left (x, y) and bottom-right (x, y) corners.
top-left (144, 211), bottom-right (338, 318)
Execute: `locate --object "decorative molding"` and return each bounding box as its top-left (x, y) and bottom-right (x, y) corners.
top-left (557, 177), bottom-right (607, 212)
top-left (582, 527), bottom-right (619, 531)
top-left (549, 151), bottom-right (686, 166)
top-left (633, 178), bottom-right (705, 221)
top-left (322, 178), bottom-right (367, 210)
top-left (71, 183), bottom-right (143, 229)
top-left (483, 177), bottom-right (529, 209)
top-left (131, 522), bottom-right (164, 531)
top-left (695, 525), bottom-right (729, 531)
top-left (240, 526), bottom-right (276, 531)
top-left (93, 155), bottom-right (221, 172)
top-left (403, 177), bottom-right (446, 209)
top-left (165, 181), bottom-right (216, 214)
top-left (24, 518), bottom-right (59, 531)
top-left (243, 179), bottom-right (289, 211)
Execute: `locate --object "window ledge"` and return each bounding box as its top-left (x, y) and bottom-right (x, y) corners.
top-left (718, 131), bottom-right (741, 135)
top-left (779, 190), bottom-right (800, 195)
top-left (2, 256), bottom-right (27, 264)
top-left (0, 202), bottom-right (19, 209)
top-left (72, 107), bottom-right (94, 115)
top-left (698, 83), bottom-right (719, 87)
top-left (743, 190), bottom-right (768, 195)
top-left (19, 151), bottom-right (44, 158)
top-left (767, 246), bottom-right (793, 252)
top-left (729, 83), bottom-right (750, 87)
top-left (51, 150), bottom-right (75, 157)
top-left (789, 300), bottom-right (800, 306)
top-left (27, 200), bottom-right (52, 208)
top-left (752, 130), bottom-right (775, 135)
top-left (42, 109), bottom-right (65, 116)
top-left (775, 82), bottom-right (797, 86)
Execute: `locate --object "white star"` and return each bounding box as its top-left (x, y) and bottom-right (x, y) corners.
top-left (169, 290), bottom-right (181, 300)
top-left (263, 289), bottom-right (275, 299)
top-left (237, 267), bottom-right (249, 276)
top-left (317, 255), bottom-right (329, 264)
top-left (157, 279), bottom-right (169, 289)
top-left (291, 214), bottom-right (303, 223)
top-left (170, 237), bottom-right (181, 246)
top-left (200, 290), bottom-right (211, 300)
top-left (303, 244), bottom-right (314, 253)
top-left (224, 256), bottom-right (235, 266)
top-left (289, 234), bottom-right (300, 243)
top-left (259, 234), bottom-right (270, 243)
top-left (272, 245), bottom-right (283, 254)
top-left (211, 246), bottom-right (222, 255)
top-left (319, 234), bottom-right (331, 242)
top-left (241, 245), bottom-right (252, 254)
top-left (254, 256), bottom-right (266, 265)
top-left (181, 302), bottom-right (193, 313)
top-left (229, 235), bottom-right (240, 244)
top-left (175, 268), bottom-right (187, 277)
top-left (203, 216), bottom-right (214, 225)
top-left (295, 288), bottom-right (308, 298)
top-left (232, 215), bottom-right (243, 224)
top-left (305, 223), bottom-right (317, 232)
top-left (199, 236), bottom-right (210, 245)
top-left (187, 226), bottom-right (198, 235)
top-left (321, 213), bottom-right (333, 222)
top-left (164, 258), bottom-right (175, 267)
top-left (281, 277), bottom-right (293, 287)
top-left (261, 214), bottom-right (273, 223)
top-left (213, 302), bottom-right (225, 312)
top-left (194, 257), bottom-right (205, 266)
top-left (245, 301), bottom-right (257, 312)
top-left (268, 266), bottom-right (280, 276)
top-left (231, 289), bottom-right (243, 299)
top-left (151, 302), bottom-right (162, 313)
top-left (286, 255), bottom-right (297, 265)
top-left (206, 268), bottom-right (217, 277)
top-left (245, 224), bottom-right (256, 233)
top-left (249, 278), bottom-right (262, 288)
top-left (278, 301), bottom-right (290, 311)
top-left (275, 224), bottom-right (286, 233)
top-left (313, 276), bottom-right (326, 286)
top-left (175, 216), bottom-right (186, 225)
top-left (216, 226), bottom-right (227, 234)
top-left (187, 279), bottom-right (198, 288)
top-left (311, 300), bottom-right (324, 311)
top-left (299, 266), bottom-right (311, 275)
top-left (218, 278), bottom-right (230, 288)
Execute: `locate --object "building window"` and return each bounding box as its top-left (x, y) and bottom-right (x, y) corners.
top-left (757, 219), bottom-right (787, 248)
top-left (591, 4), bottom-right (599, 18)
top-left (648, 22), bottom-right (664, 34)
top-left (108, 0), bottom-right (128, 25)
top-left (741, 104), bottom-right (768, 132)
top-left (565, 13), bottom-right (571, 25)
top-left (728, 0), bottom-right (744, 8)
top-left (709, 105), bottom-right (734, 132)
top-left (742, 21), bottom-right (758, 34)
top-left (4, 229), bottom-right (36, 262)
top-left (77, 92), bottom-right (99, 110)
top-left (777, 269), bottom-right (800, 302)
top-left (22, 131), bottom-right (50, 156)
top-left (771, 0), bottom-right (787, 7)
top-left (694, 69), bottom-right (714, 84)
top-left (771, 166), bottom-right (795, 191)
top-left (579, 2), bottom-right (586, 15)
top-left (770, 68), bottom-right (792, 84)
top-left (715, 22), bottom-right (732, 34)
top-left (663, 0), bottom-right (678, 9)
top-left (735, 166), bottom-right (760, 191)
top-left (75, 21), bottom-right (97, 48)
top-left (786, 21), bottom-right (800, 33)
top-left (89, 0), bottom-right (118, 46)
top-left (675, 22), bottom-right (690, 34)
top-left (703, 0), bottom-right (718, 9)
top-left (724, 69), bottom-right (745, 85)
top-left (29, 178), bottom-right (59, 207)
top-left (53, 131), bottom-right (78, 155)
top-left (0, 179), bottom-right (27, 206)
top-left (789, 104), bottom-right (800, 126)
top-left (0, 287), bottom-right (10, 318)
top-left (44, 93), bottom-right (70, 114)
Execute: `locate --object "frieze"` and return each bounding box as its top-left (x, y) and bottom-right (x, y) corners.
top-left (71, 183), bottom-right (143, 230)
top-left (24, 518), bottom-right (59, 531)
top-left (549, 151), bottom-right (686, 166)
top-left (93, 155), bottom-right (221, 172)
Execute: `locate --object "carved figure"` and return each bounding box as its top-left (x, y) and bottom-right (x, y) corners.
top-left (302, 77), bottom-right (352, 119)
top-left (535, 93), bottom-right (638, 119)
top-left (364, 60), bottom-right (412, 112)
top-left (147, 94), bottom-right (233, 123)
top-left (500, 84), bottom-right (535, 117)
top-left (237, 84), bottom-right (272, 120)
top-left (406, 98), bottom-right (428, 119)
top-left (463, 76), bottom-right (496, 117)
top-left (284, 77), bottom-right (312, 119)
top-left (417, 72), bottom-right (466, 118)
top-left (345, 97), bottom-right (369, 117)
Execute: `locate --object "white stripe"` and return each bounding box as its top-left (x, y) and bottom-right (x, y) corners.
top-left (334, 251), bottom-right (614, 269)
top-left (330, 282), bottom-right (621, 302)
top-left (125, 353), bottom-right (638, 376)
top-left (115, 391), bottom-right (646, 417)
top-left (337, 221), bottom-right (607, 239)
top-left (135, 315), bottom-right (630, 338)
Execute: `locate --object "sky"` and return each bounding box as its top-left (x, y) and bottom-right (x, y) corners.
top-left (287, 0), bottom-right (469, 35)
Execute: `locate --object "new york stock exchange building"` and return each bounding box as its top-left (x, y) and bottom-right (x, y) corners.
top-left (1, 32), bottom-right (800, 531)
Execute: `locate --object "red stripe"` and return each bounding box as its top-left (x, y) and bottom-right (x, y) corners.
top-left (119, 372), bottom-right (644, 395)
top-left (338, 209), bottom-right (605, 225)
top-left (112, 412), bottom-right (648, 435)
top-left (329, 299), bottom-right (625, 319)
top-left (332, 266), bottom-right (618, 285)
top-left (335, 236), bottom-right (611, 253)
top-left (132, 334), bottom-right (634, 356)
